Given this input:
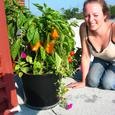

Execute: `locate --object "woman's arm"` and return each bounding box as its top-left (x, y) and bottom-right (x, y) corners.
top-left (80, 23), bottom-right (91, 83)
top-left (67, 23), bottom-right (91, 88)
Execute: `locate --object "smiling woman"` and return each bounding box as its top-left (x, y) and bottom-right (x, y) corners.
top-left (67, 0), bottom-right (115, 90)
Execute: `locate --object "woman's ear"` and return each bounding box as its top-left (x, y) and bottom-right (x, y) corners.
top-left (104, 15), bottom-right (108, 21)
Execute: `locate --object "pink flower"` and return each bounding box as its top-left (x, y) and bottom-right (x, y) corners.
top-left (21, 52), bottom-right (27, 59)
top-left (66, 103), bottom-right (73, 110)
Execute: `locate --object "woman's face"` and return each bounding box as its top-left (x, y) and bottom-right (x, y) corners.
top-left (84, 2), bottom-right (106, 31)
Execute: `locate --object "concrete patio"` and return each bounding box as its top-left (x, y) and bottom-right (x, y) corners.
top-left (14, 76), bottom-right (115, 115)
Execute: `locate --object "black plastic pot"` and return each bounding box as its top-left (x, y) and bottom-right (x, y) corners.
top-left (22, 74), bottom-right (60, 110)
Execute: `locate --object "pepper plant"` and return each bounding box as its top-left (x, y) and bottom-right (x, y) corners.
top-left (5, 0), bottom-right (81, 99)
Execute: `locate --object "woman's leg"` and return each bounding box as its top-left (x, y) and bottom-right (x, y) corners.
top-left (102, 62), bottom-right (115, 90)
top-left (87, 58), bottom-right (109, 87)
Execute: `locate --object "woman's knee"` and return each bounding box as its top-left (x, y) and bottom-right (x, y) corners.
top-left (87, 75), bottom-right (100, 88)
top-left (87, 59), bottom-right (106, 87)
top-left (102, 78), bottom-right (115, 90)
top-left (102, 71), bottom-right (115, 90)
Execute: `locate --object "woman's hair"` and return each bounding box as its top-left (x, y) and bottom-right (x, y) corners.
top-left (83, 0), bottom-right (110, 19)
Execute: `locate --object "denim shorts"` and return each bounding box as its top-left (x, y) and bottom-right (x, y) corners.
top-left (87, 57), bottom-right (115, 90)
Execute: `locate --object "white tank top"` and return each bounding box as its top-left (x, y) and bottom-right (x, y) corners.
top-left (86, 23), bottom-right (115, 62)
top-left (88, 40), bottom-right (115, 61)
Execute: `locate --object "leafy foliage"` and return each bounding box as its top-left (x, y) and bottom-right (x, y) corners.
top-left (109, 5), bottom-right (115, 18)
top-left (5, 0), bottom-right (80, 78)
top-left (61, 7), bottom-right (84, 19)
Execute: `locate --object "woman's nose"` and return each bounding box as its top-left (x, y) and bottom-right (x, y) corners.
top-left (89, 15), bottom-right (94, 22)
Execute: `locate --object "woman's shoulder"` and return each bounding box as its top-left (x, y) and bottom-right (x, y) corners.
top-left (112, 22), bottom-right (115, 36)
top-left (111, 21), bottom-right (115, 42)
top-left (80, 22), bottom-right (86, 30)
top-left (79, 22), bottom-right (87, 34)
top-left (79, 22), bottom-right (87, 38)
top-left (112, 21), bottom-right (115, 30)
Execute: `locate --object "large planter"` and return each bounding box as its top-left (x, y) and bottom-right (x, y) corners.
top-left (22, 74), bottom-right (60, 110)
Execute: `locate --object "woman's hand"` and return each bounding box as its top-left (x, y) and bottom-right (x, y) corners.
top-left (66, 81), bottom-right (86, 89)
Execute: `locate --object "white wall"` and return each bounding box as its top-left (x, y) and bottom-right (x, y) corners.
top-left (68, 18), bottom-right (84, 48)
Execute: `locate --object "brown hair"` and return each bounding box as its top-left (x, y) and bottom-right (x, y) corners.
top-left (83, 0), bottom-right (110, 19)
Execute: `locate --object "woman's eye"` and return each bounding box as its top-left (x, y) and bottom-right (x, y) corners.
top-left (84, 15), bottom-right (88, 18)
top-left (94, 15), bottom-right (98, 17)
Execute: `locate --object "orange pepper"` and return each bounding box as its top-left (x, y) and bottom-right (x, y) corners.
top-left (45, 40), bottom-right (55, 54)
top-left (31, 41), bottom-right (41, 52)
top-left (51, 29), bottom-right (59, 39)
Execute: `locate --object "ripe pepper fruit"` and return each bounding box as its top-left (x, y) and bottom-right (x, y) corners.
top-left (51, 29), bottom-right (59, 39)
top-left (31, 41), bottom-right (41, 52)
top-left (45, 40), bottom-right (55, 54)
top-left (70, 51), bottom-right (75, 56)
top-left (68, 56), bottom-right (72, 63)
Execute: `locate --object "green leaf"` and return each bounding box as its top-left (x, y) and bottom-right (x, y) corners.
top-left (10, 38), bottom-right (21, 60)
top-left (27, 24), bottom-right (36, 42)
top-left (40, 46), bottom-right (46, 60)
top-left (17, 13), bottom-right (26, 28)
top-left (19, 72), bottom-right (23, 77)
top-left (33, 61), bottom-right (42, 69)
top-left (12, 0), bottom-right (20, 6)
top-left (21, 67), bottom-right (30, 73)
top-left (33, 4), bottom-right (44, 13)
top-left (55, 52), bottom-right (62, 70)
top-left (26, 56), bottom-right (33, 64)
top-left (8, 23), bottom-right (15, 38)
top-left (24, 17), bottom-right (34, 30)
top-left (15, 65), bottom-right (20, 71)
top-left (32, 28), bottom-right (40, 45)
top-left (19, 62), bottom-right (27, 66)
